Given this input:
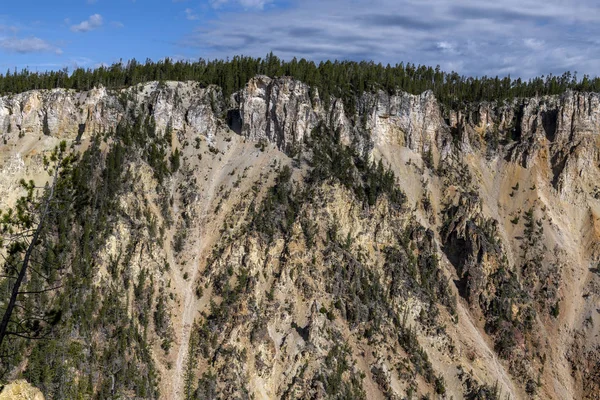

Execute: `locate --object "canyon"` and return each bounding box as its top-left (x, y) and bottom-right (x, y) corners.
top-left (0, 76), bottom-right (599, 399)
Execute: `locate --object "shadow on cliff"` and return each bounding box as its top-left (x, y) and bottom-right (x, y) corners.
top-left (227, 109), bottom-right (242, 135)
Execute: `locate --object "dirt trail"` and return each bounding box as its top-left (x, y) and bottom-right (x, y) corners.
top-left (171, 143), bottom-right (237, 399)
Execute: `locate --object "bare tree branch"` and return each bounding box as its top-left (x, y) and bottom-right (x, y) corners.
top-left (25, 264), bottom-right (51, 282)
top-left (18, 285), bottom-right (63, 295)
top-left (4, 331), bottom-right (52, 340)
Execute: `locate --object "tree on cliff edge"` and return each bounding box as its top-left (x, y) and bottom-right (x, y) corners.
top-left (0, 142), bottom-right (73, 357)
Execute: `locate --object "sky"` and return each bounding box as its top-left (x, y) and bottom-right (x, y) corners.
top-left (1, 0), bottom-right (599, 79)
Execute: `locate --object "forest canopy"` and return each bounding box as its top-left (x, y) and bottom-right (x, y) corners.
top-left (0, 53), bottom-right (596, 108)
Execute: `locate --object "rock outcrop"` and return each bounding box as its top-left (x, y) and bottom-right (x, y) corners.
top-left (0, 381), bottom-right (44, 400)
top-left (238, 75), bottom-right (319, 151)
top-left (0, 81), bottom-right (222, 144)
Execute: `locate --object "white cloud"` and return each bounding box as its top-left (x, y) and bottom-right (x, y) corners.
top-left (239, 0), bottom-right (272, 8)
top-left (68, 56), bottom-right (94, 68)
top-left (185, 8), bottom-right (199, 20)
top-left (209, 0), bottom-right (228, 7)
top-left (0, 36), bottom-right (62, 54)
top-left (523, 38), bottom-right (545, 50)
top-left (111, 21), bottom-right (125, 28)
top-left (0, 25), bottom-right (18, 34)
top-left (70, 14), bottom-right (103, 32)
top-left (437, 41), bottom-right (454, 51)
top-left (210, 0), bottom-right (273, 10)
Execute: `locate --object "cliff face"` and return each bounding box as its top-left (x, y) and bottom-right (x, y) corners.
top-left (235, 76), bottom-right (450, 157)
top-left (0, 77), bottom-right (599, 400)
top-left (0, 81), bottom-right (223, 143)
top-left (2, 77), bottom-right (599, 160)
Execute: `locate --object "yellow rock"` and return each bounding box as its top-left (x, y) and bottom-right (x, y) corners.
top-left (511, 304), bottom-right (519, 319)
top-left (0, 380), bottom-right (44, 400)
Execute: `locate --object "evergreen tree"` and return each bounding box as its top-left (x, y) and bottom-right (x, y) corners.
top-left (0, 142), bottom-right (73, 352)
top-left (0, 55), bottom-right (597, 108)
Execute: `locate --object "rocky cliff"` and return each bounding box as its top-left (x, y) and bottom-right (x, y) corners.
top-left (0, 76), bottom-right (599, 399)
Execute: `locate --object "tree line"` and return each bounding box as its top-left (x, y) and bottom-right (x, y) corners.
top-left (0, 53), bottom-right (598, 108)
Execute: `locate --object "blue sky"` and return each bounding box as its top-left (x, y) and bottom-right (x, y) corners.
top-left (1, 0), bottom-right (599, 79)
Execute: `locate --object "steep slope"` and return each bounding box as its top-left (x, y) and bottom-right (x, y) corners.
top-left (0, 77), bottom-right (598, 399)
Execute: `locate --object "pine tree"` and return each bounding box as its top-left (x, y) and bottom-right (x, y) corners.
top-left (0, 142), bottom-right (73, 353)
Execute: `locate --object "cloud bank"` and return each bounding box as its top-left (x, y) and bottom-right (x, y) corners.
top-left (0, 37), bottom-right (62, 54)
top-left (182, 0), bottom-right (600, 78)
